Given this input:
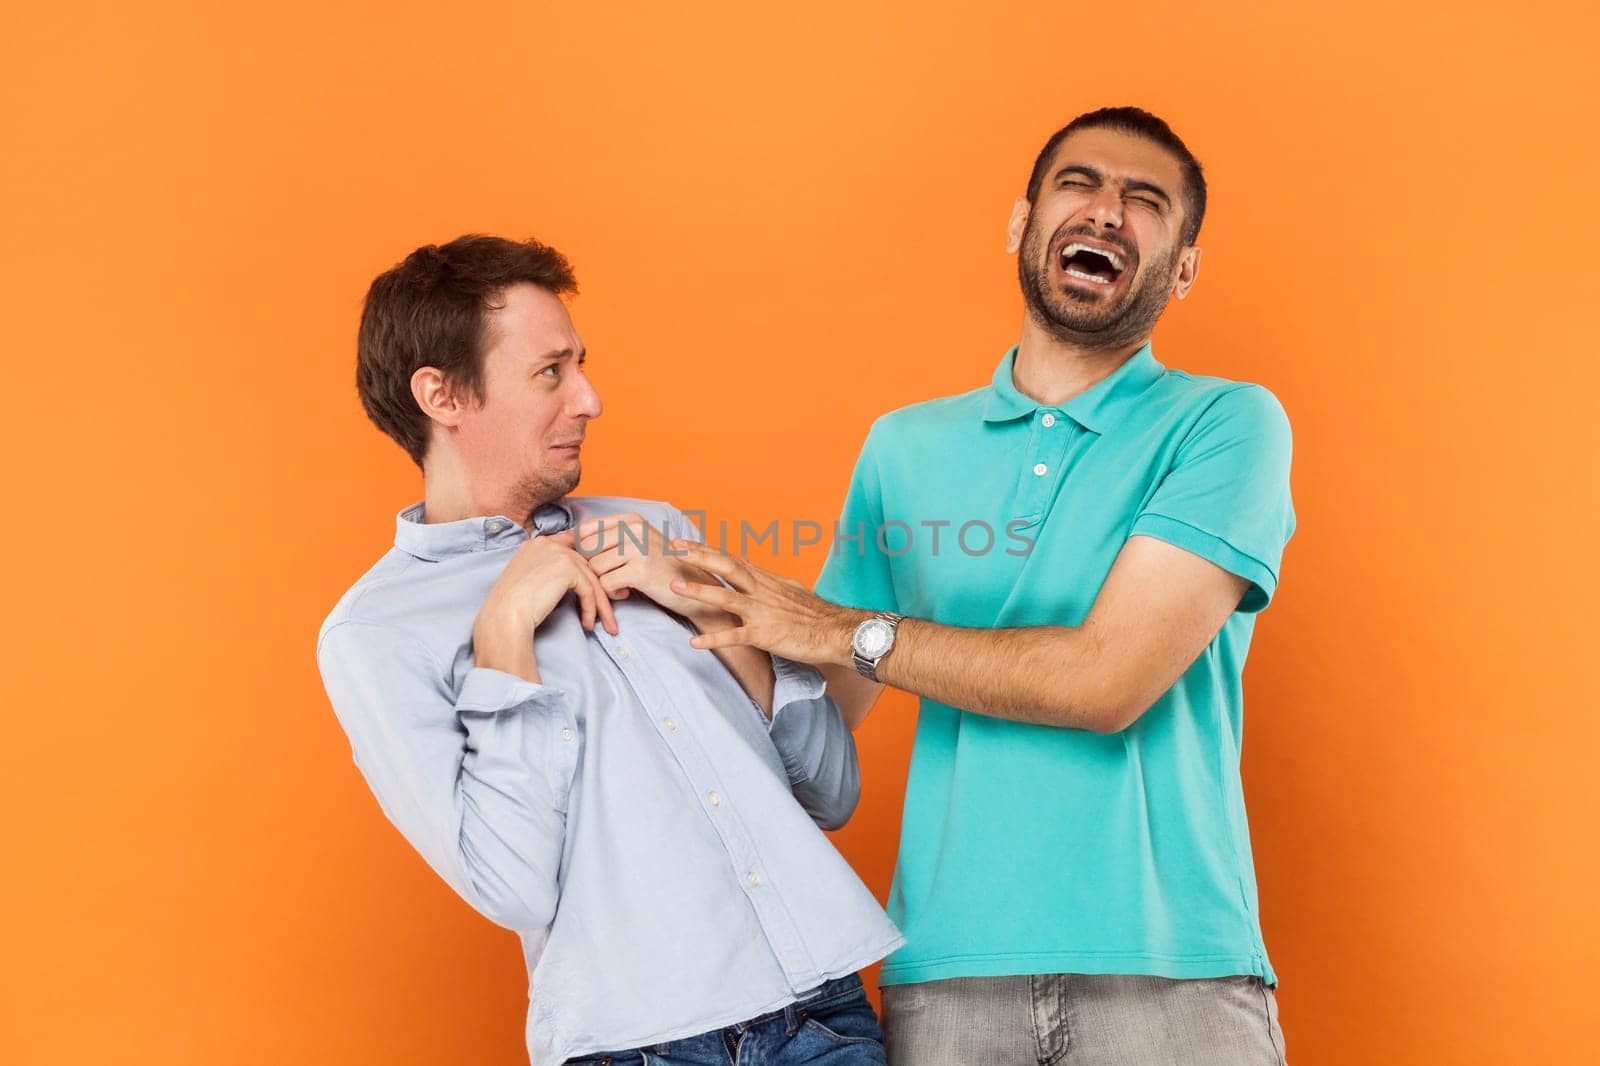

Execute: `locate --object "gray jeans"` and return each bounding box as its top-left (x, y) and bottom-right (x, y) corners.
top-left (882, 974), bottom-right (1287, 1066)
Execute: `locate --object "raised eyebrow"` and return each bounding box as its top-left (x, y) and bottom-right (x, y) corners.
top-left (536, 347), bottom-right (586, 364)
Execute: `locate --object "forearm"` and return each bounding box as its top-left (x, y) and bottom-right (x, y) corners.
top-left (844, 617), bottom-right (1125, 733)
top-left (473, 613), bottom-right (541, 684)
top-left (818, 661), bottom-right (885, 731)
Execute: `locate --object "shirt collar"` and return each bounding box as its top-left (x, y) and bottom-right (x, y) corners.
top-left (981, 342), bottom-right (1164, 434)
top-left (394, 498), bottom-right (575, 561)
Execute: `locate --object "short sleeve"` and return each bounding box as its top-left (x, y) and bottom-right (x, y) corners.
top-left (814, 422), bottom-right (900, 613)
top-left (1129, 385), bottom-right (1295, 613)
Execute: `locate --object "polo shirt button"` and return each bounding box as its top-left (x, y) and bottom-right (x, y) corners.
top-left (1033, 463), bottom-right (1048, 476)
top-left (1041, 413), bottom-right (1056, 428)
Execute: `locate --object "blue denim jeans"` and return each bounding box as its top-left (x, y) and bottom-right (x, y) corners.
top-left (563, 973), bottom-right (887, 1065)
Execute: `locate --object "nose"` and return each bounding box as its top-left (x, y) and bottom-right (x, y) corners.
top-left (569, 367), bottom-right (603, 420)
top-left (1082, 186), bottom-right (1124, 231)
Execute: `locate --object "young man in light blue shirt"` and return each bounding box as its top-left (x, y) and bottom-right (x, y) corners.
top-left (671, 108), bottom-right (1295, 1064)
top-left (316, 235), bottom-right (902, 1065)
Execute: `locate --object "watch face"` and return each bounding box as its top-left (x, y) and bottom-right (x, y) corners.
top-left (853, 618), bottom-right (892, 658)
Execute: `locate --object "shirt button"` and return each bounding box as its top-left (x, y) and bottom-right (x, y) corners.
top-left (1033, 463), bottom-right (1048, 476)
top-left (1041, 413), bottom-right (1056, 428)
top-left (745, 872), bottom-right (761, 887)
top-left (708, 791), bottom-right (721, 806)
top-left (486, 520), bottom-right (505, 533)
top-left (663, 717), bottom-right (678, 731)
top-left (560, 728), bottom-right (574, 742)
top-left (616, 646), bottom-right (631, 661)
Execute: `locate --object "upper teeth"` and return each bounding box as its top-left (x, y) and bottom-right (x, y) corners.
top-left (1061, 242), bottom-right (1125, 271)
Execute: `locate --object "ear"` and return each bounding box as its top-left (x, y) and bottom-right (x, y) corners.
top-left (410, 366), bottom-right (466, 429)
top-left (1005, 196), bottom-right (1031, 255)
top-left (1171, 245), bottom-right (1201, 300)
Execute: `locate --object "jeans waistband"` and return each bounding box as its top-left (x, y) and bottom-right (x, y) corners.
top-left (732, 972), bottom-right (865, 1037)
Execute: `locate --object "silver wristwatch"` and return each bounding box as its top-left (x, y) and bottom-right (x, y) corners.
top-left (850, 612), bottom-right (904, 681)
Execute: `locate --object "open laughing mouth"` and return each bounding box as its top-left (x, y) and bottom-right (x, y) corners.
top-left (1058, 241), bottom-right (1129, 288)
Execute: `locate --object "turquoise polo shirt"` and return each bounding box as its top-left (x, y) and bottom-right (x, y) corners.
top-left (815, 343), bottom-right (1295, 987)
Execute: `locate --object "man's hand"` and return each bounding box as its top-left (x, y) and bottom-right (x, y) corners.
top-left (578, 514), bottom-right (781, 716)
top-left (473, 530), bottom-right (619, 683)
top-left (576, 513), bottom-right (735, 628)
top-left (666, 539), bottom-right (867, 665)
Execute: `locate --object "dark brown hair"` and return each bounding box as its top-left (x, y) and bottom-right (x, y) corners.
top-left (356, 234), bottom-right (578, 469)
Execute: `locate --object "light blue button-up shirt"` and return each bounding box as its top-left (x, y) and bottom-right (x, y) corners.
top-left (316, 495), bottom-right (902, 1065)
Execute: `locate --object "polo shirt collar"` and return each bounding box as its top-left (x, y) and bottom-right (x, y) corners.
top-left (981, 342), bottom-right (1164, 434)
top-left (394, 498), bottom-right (574, 561)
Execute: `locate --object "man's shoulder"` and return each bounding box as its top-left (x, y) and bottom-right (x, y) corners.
top-left (315, 547), bottom-right (422, 658)
top-left (1152, 367), bottom-right (1291, 436)
top-left (863, 384), bottom-right (991, 447)
top-left (1158, 363), bottom-right (1280, 408)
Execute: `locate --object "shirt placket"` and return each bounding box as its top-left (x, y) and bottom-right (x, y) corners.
top-left (1012, 409), bottom-right (1077, 527)
top-left (591, 629), bottom-right (821, 990)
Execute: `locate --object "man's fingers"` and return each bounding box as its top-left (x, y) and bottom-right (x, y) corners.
top-left (577, 514), bottom-right (653, 558)
top-left (574, 525), bottom-right (617, 558)
top-left (570, 566), bottom-right (597, 631)
top-left (670, 540), bottom-right (754, 591)
top-left (583, 548), bottom-right (628, 575)
top-left (670, 576), bottom-right (741, 612)
top-left (688, 625), bottom-right (755, 651)
top-left (589, 567), bottom-right (620, 634)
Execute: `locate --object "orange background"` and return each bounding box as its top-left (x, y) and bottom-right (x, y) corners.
top-left (3, 3), bottom-right (1597, 1064)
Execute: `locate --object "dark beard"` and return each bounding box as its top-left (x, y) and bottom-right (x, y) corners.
top-left (1017, 218), bottom-right (1179, 352)
top-left (519, 464), bottom-right (582, 512)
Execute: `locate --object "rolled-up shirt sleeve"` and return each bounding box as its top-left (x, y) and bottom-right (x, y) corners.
top-left (316, 620), bottom-right (577, 935)
top-left (766, 655), bottom-right (861, 832)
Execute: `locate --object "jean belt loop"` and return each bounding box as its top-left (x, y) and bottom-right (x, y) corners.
top-left (783, 999), bottom-right (805, 1038)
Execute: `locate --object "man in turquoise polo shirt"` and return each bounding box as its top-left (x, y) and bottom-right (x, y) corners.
top-left (669, 107), bottom-right (1294, 1064)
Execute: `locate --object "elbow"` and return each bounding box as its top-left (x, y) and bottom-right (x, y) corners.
top-left (1085, 709), bottom-right (1135, 735)
top-left (812, 799), bottom-right (858, 832)
top-left (1055, 683), bottom-right (1146, 735)
top-left (461, 866), bottom-right (559, 934)
top-left (1082, 693), bottom-right (1155, 735)
top-left (803, 753), bottom-right (861, 831)
top-left (452, 814), bottom-right (564, 934)
top-left (815, 774), bottom-right (861, 831)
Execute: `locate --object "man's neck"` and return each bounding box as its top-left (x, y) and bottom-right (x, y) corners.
top-left (1012, 319), bottom-right (1149, 407)
top-left (419, 459), bottom-right (539, 531)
